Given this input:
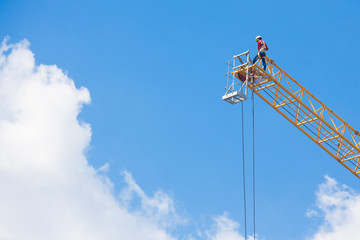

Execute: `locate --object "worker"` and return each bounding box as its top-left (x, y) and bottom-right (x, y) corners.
top-left (252, 36), bottom-right (269, 70)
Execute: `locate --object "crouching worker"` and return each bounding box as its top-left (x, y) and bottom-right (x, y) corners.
top-left (252, 36), bottom-right (269, 70)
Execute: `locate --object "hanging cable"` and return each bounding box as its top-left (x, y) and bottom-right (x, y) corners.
top-left (252, 91), bottom-right (256, 240)
top-left (241, 101), bottom-right (248, 239)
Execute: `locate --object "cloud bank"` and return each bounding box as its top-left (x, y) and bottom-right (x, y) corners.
top-left (0, 39), bottom-right (179, 240)
top-left (307, 176), bottom-right (360, 240)
top-left (0, 39), bottom-right (248, 240)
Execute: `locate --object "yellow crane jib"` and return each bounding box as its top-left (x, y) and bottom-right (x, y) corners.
top-left (222, 50), bottom-right (360, 179)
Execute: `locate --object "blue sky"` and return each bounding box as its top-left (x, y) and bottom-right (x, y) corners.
top-left (0, 0), bottom-right (359, 239)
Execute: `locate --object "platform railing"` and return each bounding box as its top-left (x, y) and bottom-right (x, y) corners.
top-left (222, 50), bottom-right (251, 104)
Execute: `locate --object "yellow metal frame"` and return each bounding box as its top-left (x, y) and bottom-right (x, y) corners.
top-left (234, 57), bottom-right (360, 179)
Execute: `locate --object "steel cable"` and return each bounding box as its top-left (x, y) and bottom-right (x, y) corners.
top-left (252, 91), bottom-right (256, 240)
top-left (241, 101), bottom-right (248, 239)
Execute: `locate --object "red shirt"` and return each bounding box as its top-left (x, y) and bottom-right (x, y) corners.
top-left (257, 40), bottom-right (268, 51)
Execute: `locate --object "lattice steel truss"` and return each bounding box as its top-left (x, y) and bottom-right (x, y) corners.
top-left (225, 51), bottom-right (360, 179)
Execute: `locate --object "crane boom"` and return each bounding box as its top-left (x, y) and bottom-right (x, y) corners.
top-left (223, 51), bottom-right (360, 179)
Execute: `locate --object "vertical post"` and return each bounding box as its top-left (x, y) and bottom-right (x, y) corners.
top-left (247, 50), bottom-right (251, 100)
top-left (232, 57), bottom-right (236, 93)
top-left (226, 61), bottom-right (230, 91)
top-left (245, 51), bottom-right (250, 96)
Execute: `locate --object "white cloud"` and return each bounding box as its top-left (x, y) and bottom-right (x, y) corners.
top-left (0, 38), bottom-right (178, 240)
top-left (0, 38), bottom-right (248, 240)
top-left (205, 213), bottom-right (246, 240)
top-left (119, 171), bottom-right (186, 229)
top-left (307, 176), bottom-right (360, 240)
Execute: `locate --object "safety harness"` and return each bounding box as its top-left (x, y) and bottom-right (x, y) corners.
top-left (258, 40), bottom-right (268, 58)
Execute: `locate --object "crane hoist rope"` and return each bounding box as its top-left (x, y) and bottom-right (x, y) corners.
top-left (223, 50), bottom-right (360, 180)
top-left (239, 94), bottom-right (256, 240)
top-left (241, 101), bottom-right (248, 239)
top-left (251, 91), bottom-right (256, 240)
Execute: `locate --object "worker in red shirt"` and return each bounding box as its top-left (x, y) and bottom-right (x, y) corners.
top-left (252, 36), bottom-right (269, 70)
